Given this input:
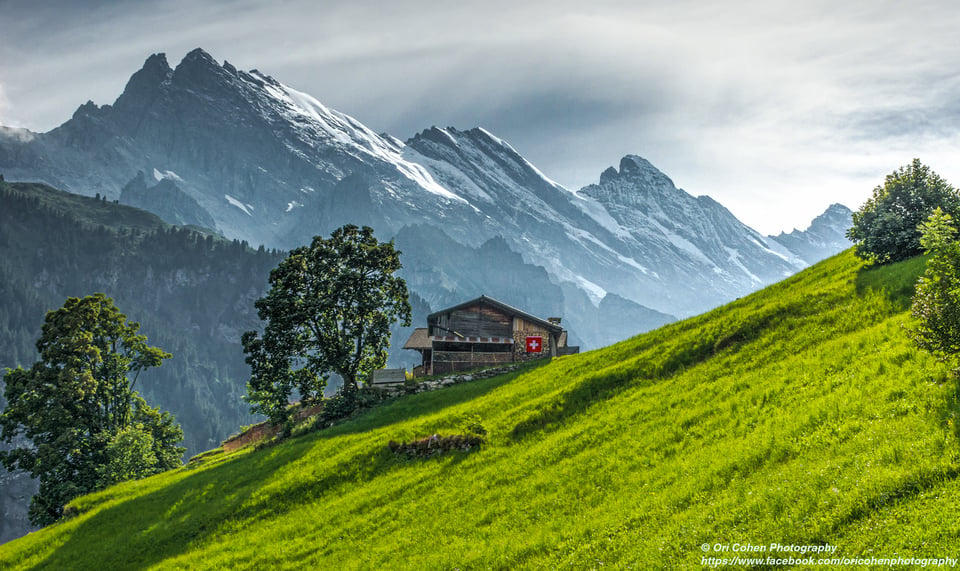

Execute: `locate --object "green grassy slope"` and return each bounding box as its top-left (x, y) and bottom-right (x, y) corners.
top-left (3, 251), bottom-right (959, 569)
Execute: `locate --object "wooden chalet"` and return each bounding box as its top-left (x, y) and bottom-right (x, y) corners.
top-left (403, 295), bottom-right (578, 376)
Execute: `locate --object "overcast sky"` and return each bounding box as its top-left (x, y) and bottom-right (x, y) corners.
top-left (2, 0), bottom-right (959, 234)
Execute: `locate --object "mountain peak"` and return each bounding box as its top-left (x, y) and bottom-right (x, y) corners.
top-left (823, 203), bottom-right (853, 217)
top-left (792, 203), bottom-right (852, 234)
top-left (599, 166), bottom-right (619, 184)
top-left (143, 52), bottom-right (172, 75)
top-left (411, 126), bottom-right (513, 154)
top-left (466, 126), bottom-right (500, 144)
top-left (169, 48), bottom-right (234, 88)
top-left (71, 100), bottom-right (99, 119)
top-left (618, 155), bottom-right (656, 175)
top-left (414, 126), bottom-right (460, 147)
top-left (588, 154), bottom-right (677, 193)
top-left (180, 47), bottom-right (218, 67)
top-left (111, 53), bottom-right (174, 119)
top-left (768, 203), bottom-right (853, 264)
top-left (0, 46), bottom-right (838, 344)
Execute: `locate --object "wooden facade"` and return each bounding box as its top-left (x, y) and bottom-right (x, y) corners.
top-left (404, 295), bottom-right (578, 376)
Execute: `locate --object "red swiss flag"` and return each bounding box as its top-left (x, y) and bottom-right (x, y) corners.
top-left (525, 335), bottom-right (543, 353)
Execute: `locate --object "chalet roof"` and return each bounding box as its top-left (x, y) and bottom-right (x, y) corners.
top-left (403, 327), bottom-right (431, 350)
top-left (427, 295), bottom-right (563, 335)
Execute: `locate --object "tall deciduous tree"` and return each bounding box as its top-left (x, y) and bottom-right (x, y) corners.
top-left (847, 159), bottom-right (960, 264)
top-left (0, 294), bottom-right (183, 526)
top-left (243, 225), bottom-right (412, 424)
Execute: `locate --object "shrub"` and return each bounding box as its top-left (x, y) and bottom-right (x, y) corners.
top-left (459, 414), bottom-right (488, 437)
top-left (910, 208), bottom-right (960, 367)
top-left (388, 433), bottom-right (485, 459)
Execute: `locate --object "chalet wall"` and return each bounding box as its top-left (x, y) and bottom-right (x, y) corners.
top-left (433, 304), bottom-right (512, 338)
top-left (431, 351), bottom-right (513, 375)
top-left (512, 317), bottom-right (555, 361)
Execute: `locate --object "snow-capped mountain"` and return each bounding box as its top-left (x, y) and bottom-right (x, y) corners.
top-left (573, 155), bottom-right (809, 310)
top-left (0, 48), bottom-right (850, 344)
top-left (0, 49), bottom-right (482, 249)
top-left (767, 204), bottom-right (853, 264)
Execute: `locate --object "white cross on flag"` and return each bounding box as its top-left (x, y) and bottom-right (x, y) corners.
top-left (525, 335), bottom-right (543, 353)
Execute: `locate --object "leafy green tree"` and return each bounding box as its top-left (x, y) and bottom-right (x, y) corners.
top-left (0, 294), bottom-right (184, 526)
top-left (97, 424), bottom-right (157, 487)
top-left (243, 225), bottom-right (412, 424)
top-left (130, 393), bottom-right (188, 471)
top-left (847, 159), bottom-right (960, 264)
top-left (911, 208), bottom-right (960, 365)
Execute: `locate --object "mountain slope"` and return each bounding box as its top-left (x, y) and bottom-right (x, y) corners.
top-left (405, 128), bottom-right (808, 314)
top-left (0, 178), bottom-right (672, 543)
top-left (0, 50), bottom-right (478, 249)
top-left (574, 155), bottom-right (806, 311)
top-left (0, 49), bottom-right (842, 325)
top-left (2, 250), bottom-right (955, 568)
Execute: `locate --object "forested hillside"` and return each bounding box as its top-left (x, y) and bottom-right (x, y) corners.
top-left (0, 179), bottom-right (283, 452)
top-left (0, 179), bottom-right (283, 541)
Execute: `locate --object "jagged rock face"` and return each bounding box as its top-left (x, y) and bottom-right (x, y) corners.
top-left (768, 204), bottom-right (853, 264)
top-left (0, 48), bottom-right (848, 322)
top-left (0, 49), bottom-right (478, 248)
top-left (0, 436), bottom-right (36, 545)
top-left (403, 126), bottom-right (653, 304)
top-left (402, 128), bottom-right (796, 315)
top-left (574, 155), bottom-right (806, 312)
top-left (119, 171), bottom-right (217, 229)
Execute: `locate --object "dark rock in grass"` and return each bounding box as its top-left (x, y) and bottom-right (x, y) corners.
top-left (388, 433), bottom-right (485, 458)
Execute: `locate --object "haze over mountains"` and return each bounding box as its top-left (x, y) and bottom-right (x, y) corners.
top-left (0, 48), bottom-right (851, 346)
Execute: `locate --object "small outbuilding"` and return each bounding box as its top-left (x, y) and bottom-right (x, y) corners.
top-left (404, 295), bottom-right (578, 376)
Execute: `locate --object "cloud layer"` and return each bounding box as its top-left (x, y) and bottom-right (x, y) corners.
top-left (3, 0), bottom-right (960, 234)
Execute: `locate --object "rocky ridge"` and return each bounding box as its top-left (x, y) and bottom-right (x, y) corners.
top-left (0, 48), bottom-right (851, 336)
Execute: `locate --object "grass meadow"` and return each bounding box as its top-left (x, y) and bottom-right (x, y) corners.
top-left (2, 250), bottom-right (960, 569)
